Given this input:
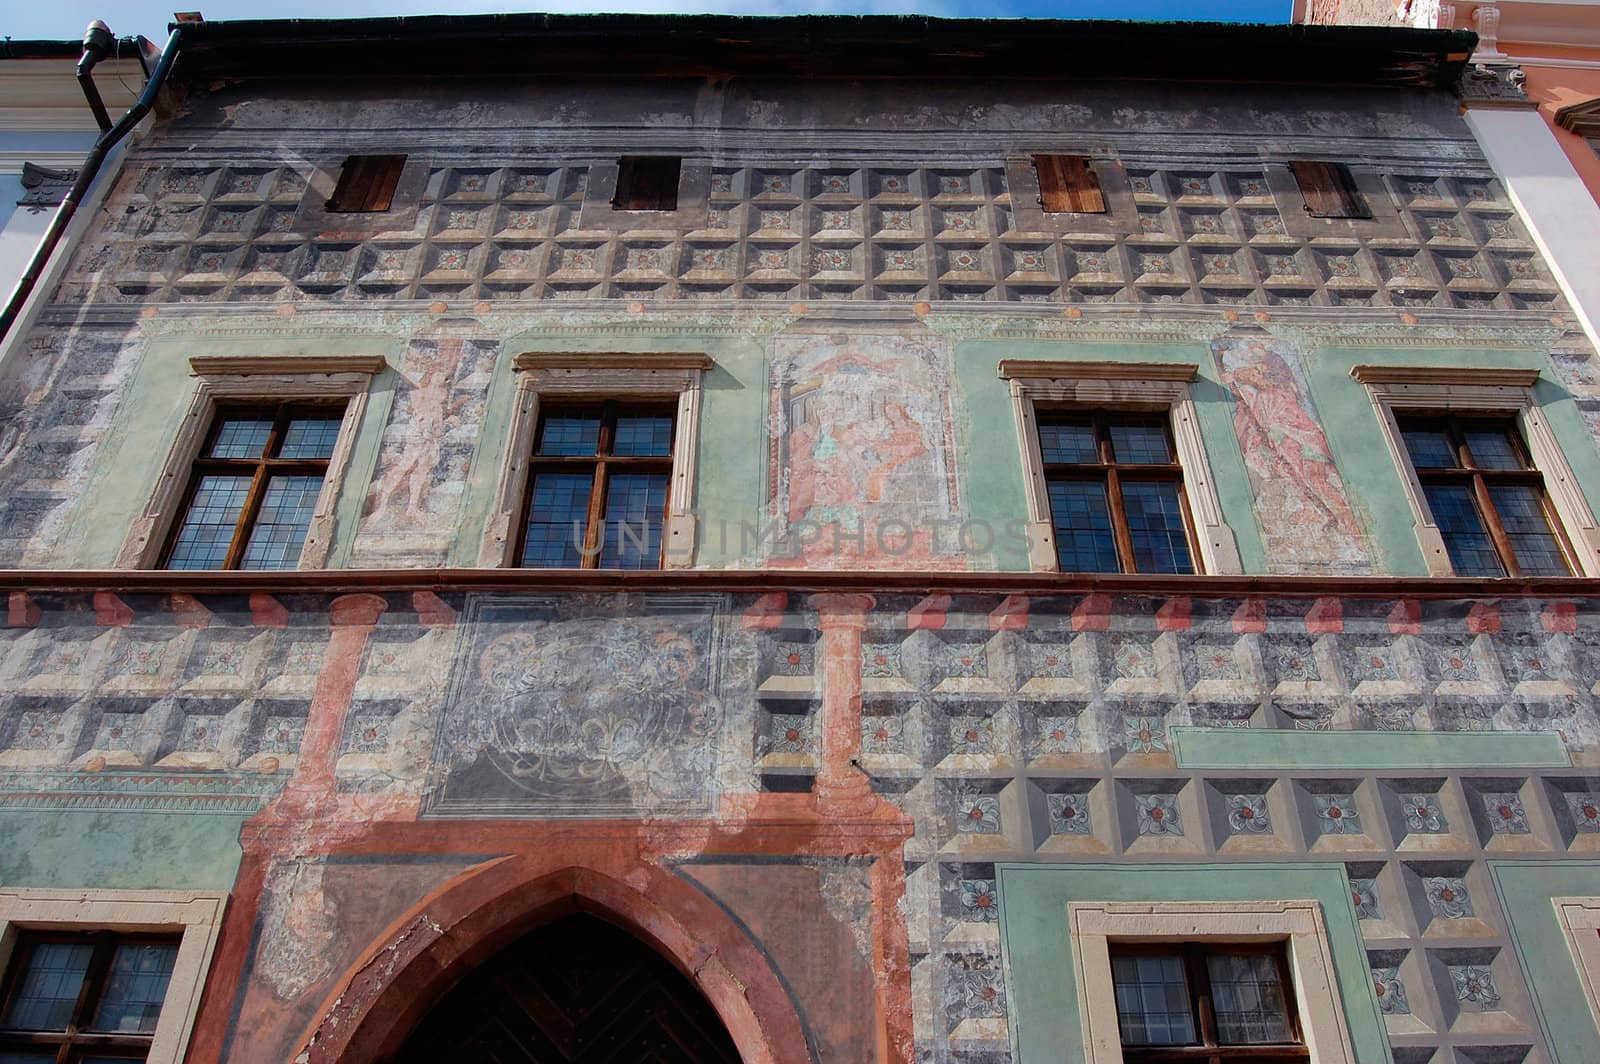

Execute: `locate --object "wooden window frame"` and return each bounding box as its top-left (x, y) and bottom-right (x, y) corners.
top-left (0, 929), bottom-right (182, 1063)
top-left (515, 398), bottom-right (677, 570)
top-left (1034, 410), bottom-right (1200, 575)
top-left (115, 355), bottom-right (385, 570)
top-left (1353, 365), bottom-right (1600, 577)
top-left (1068, 900), bottom-right (1359, 1064)
top-left (1109, 942), bottom-right (1307, 1064)
top-left (325, 154), bottom-right (407, 214)
top-left (158, 400), bottom-right (346, 571)
top-left (480, 353), bottom-right (710, 569)
top-left (0, 890), bottom-right (226, 1064)
top-left (1393, 411), bottom-right (1575, 578)
top-left (1000, 360), bottom-right (1243, 575)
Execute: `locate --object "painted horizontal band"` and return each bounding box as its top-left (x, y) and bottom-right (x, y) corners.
top-left (1172, 727), bottom-right (1570, 769)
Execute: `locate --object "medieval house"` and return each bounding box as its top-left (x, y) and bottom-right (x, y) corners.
top-left (1, 13), bottom-right (1599, 1064)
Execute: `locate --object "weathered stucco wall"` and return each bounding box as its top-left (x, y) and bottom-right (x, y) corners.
top-left (0, 588), bottom-right (1595, 1062)
top-left (4, 65), bottom-right (1600, 1064)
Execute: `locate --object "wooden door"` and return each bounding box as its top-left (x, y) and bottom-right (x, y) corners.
top-left (393, 913), bottom-right (743, 1063)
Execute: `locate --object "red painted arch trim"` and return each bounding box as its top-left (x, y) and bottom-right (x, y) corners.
top-left (295, 856), bottom-right (812, 1064)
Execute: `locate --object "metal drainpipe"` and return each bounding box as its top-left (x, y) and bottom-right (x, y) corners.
top-left (0, 23), bottom-right (187, 346)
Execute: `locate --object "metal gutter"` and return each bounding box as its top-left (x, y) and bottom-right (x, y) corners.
top-left (0, 24), bottom-right (185, 346)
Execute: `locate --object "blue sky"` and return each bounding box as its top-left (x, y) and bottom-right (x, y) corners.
top-left (8, 0), bottom-right (1288, 46)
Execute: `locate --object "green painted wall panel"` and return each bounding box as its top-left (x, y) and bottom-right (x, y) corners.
top-left (996, 861), bottom-right (1387, 1064)
top-left (1490, 860), bottom-right (1600, 1064)
top-left (1172, 727), bottom-right (1570, 770)
top-left (949, 338), bottom-right (1267, 573)
top-left (65, 333), bottom-right (404, 569)
top-left (0, 810), bottom-right (245, 891)
top-left (1303, 345), bottom-right (1600, 577)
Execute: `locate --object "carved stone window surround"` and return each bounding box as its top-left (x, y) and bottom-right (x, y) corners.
top-left (1067, 899), bottom-right (1358, 1064)
top-left (479, 352), bottom-right (711, 569)
top-left (1000, 359), bottom-right (1243, 576)
top-left (0, 888), bottom-right (228, 1064)
top-left (1352, 364), bottom-right (1600, 577)
top-left (1554, 897), bottom-right (1600, 1035)
top-left (115, 355), bottom-right (386, 569)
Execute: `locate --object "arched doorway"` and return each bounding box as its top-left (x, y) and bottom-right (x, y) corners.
top-left (394, 911), bottom-right (743, 1063)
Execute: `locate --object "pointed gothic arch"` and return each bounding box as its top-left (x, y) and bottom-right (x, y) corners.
top-left (294, 860), bottom-right (812, 1064)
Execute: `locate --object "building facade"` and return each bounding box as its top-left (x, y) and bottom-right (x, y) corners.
top-left (2, 14), bottom-right (1600, 1064)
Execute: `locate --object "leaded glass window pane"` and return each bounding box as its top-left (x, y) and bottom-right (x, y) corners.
top-left (1123, 480), bottom-right (1194, 574)
top-left (1206, 952), bottom-right (1293, 1044)
top-left (1, 941), bottom-right (93, 1030)
top-left (1112, 953), bottom-right (1196, 1047)
top-left (1038, 421), bottom-right (1097, 464)
top-left (1401, 428), bottom-right (1455, 469)
top-left (278, 416), bottom-right (343, 459)
top-left (612, 415), bottom-right (674, 457)
top-left (167, 475), bottom-right (252, 570)
top-left (89, 942), bottom-right (179, 1034)
top-left (1463, 428), bottom-right (1523, 470)
top-left (536, 411), bottom-right (602, 456)
top-left (522, 472), bottom-right (594, 568)
top-left (240, 475), bottom-right (324, 570)
top-left (1048, 480), bottom-right (1119, 573)
top-left (1490, 484), bottom-right (1570, 576)
top-left (1424, 483), bottom-right (1505, 577)
top-left (207, 417), bottom-right (273, 459)
top-left (600, 472), bottom-right (669, 570)
top-left (1109, 423), bottom-right (1172, 465)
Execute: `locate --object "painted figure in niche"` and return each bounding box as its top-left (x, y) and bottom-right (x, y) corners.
top-left (1212, 336), bottom-right (1369, 570)
top-left (769, 332), bottom-right (963, 568)
top-left (365, 337), bottom-right (487, 526)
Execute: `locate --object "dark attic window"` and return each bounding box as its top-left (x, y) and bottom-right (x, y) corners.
top-left (612, 156), bottom-right (682, 211)
top-left (1289, 160), bottom-right (1371, 219)
top-left (326, 154), bottom-right (407, 213)
top-left (1033, 154), bottom-right (1106, 214)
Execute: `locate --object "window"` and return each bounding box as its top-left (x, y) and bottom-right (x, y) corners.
top-left (1036, 412), bottom-right (1196, 574)
top-left (1352, 364), bottom-right (1600, 577)
top-left (1111, 943), bottom-right (1306, 1062)
top-left (1396, 414), bottom-right (1572, 577)
top-left (1001, 360), bottom-right (1243, 576)
top-left (325, 154), bottom-right (407, 213)
top-left (612, 156), bottom-right (681, 212)
top-left (1288, 161), bottom-right (1370, 220)
top-left (519, 400), bottom-right (675, 569)
top-left (162, 402), bottom-right (347, 571)
top-left (482, 352), bottom-right (708, 569)
top-left (0, 889), bottom-right (227, 1064)
top-left (117, 354), bottom-right (383, 571)
top-left (1033, 154), bottom-right (1106, 214)
top-left (1067, 899), bottom-right (1361, 1064)
top-left (0, 931), bottom-right (181, 1063)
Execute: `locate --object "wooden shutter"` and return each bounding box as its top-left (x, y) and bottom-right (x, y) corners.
top-left (1289, 160), bottom-right (1371, 219)
top-left (1033, 154), bottom-right (1106, 214)
top-left (613, 156), bottom-right (681, 211)
top-left (326, 154), bottom-right (406, 213)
